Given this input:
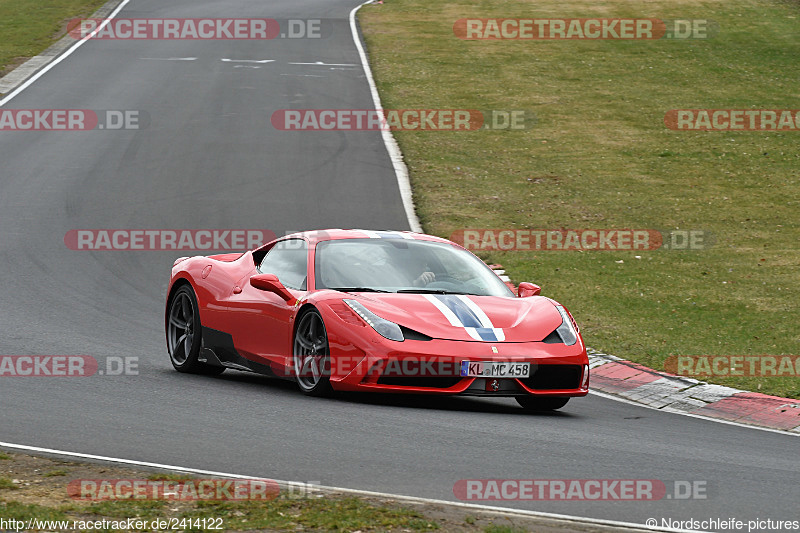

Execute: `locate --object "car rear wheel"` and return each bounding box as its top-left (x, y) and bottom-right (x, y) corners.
top-left (293, 309), bottom-right (333, 396)
top-left (516, 396), bottom-right (569, 411)
top-left (167, 285), bottom-right (225, 375)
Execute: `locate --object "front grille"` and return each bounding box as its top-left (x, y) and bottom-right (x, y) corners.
top-left (463, 378), bottom-right (523, 395)
top-left (376, 376), bottom-right (463, 389)
top-left (522, 364), bottom-right (583, 390)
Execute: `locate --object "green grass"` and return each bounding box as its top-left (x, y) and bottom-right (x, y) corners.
top-left (74, 498), bottom-right (168, 518)
top-left (146, 473), bottom-right (193, 482)
top-left (47, 495), bottom-right (440, 531)
top-left (0, 500), bottom-right (68, 521)
top-left (0, 0), bottom-right (108, 77)
top-left (484, 526), bottom-right (528, 533)
top-left (0, 478), bottom-right (19, 490)
top-left (0, 457), bottom-right (439, 532)
top-left (181, 497), bottom-right (438, 531)
top-left (0, 457), bottom-right (442, 531)
top-left (0, 453), bottom-right (11, 460)
top-left (359, 0), bottom-right (800, 399)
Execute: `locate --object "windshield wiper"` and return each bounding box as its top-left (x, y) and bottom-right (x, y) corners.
top-left (396, 288), bottom-right (480, 295)
top-left (328, 287), bottom-right (391, 293)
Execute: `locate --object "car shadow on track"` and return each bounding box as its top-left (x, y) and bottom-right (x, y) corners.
top-left (330, 391), bottom-right (577, 418)
top-left (163, 368), bottom-right (579, 418)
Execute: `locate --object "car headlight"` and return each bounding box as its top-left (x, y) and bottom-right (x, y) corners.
top-left (555, 305), bottom-right (579, 346)
top-left (344, 299), bottom-right (404, 342)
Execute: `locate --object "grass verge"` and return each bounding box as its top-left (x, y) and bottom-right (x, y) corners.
top-left (0, 451), bottom-right (606, 532)
top-left (0, 0), bottom-right (109, 78)
top-left (358, 0), bottom-right (800, 398)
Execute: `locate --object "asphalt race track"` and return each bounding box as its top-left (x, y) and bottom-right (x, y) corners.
top-left (0, 1), bottom-right (797, 530)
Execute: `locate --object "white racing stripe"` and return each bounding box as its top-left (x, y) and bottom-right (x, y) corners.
top-left (424, 294), bottom-right (462, 326)
top-left (459, 295), bottom-right (506, 341)
top-left (355, 229), bottom-right (381, 239)
top-left (353, 229), bottom-right (415, 239)
top-left (424, 294), bottom-right (505, 342)
top-left (457, 295), bottom-right (493, 327)
top-left (463, 326), bottom-right (506, 342)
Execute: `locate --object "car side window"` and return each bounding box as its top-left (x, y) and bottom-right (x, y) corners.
top-left (258, 239), bottom-right (308, 290)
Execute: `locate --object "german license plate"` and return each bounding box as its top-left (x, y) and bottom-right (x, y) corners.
top-left (460, 361), bottom-right (530, 378)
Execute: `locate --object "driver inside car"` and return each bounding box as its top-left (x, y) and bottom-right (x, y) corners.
top-left (412, 266), bottom-right (436, 287)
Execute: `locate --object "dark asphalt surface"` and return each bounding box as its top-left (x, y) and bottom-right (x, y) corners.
top-left (0, 1), bottom-right (797, 531)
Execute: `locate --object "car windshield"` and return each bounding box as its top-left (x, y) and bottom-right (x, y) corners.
top-left (314, 238), bottom-right (514, 296)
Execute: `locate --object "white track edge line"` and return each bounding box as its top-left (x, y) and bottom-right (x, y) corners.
top-left (349, 1), bottom-right (423, 233)
top-left (0, 440), bottom-right (696, 533)
top-left (0, 0), bottom-right (131, 108)
top-left (589, 390), bottom-right (798, 437)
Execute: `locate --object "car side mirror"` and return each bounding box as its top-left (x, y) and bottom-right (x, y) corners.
top-left (250, 274), bottom-right (294, 301)
top-left (517, 282), bottom-right (541, 297)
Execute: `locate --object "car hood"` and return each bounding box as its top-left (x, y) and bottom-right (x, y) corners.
top-left (347, 293), bottom-right (564, 342)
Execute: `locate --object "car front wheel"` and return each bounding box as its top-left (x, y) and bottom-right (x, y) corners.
top-left (293, 309), bottom-right (333, 396)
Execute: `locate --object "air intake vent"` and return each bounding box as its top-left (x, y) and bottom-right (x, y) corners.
top-left (377, 376), bottom-right (463, 388)
top-left (542, 330), bottom-right (562, 344)
top-left (400, 326), bottom-right (432, 341)
top-left (522, 365), bottom-right (582, 390)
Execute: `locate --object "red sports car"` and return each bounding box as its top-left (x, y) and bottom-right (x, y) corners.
top-left (165, 229), bottom-right (588, 411)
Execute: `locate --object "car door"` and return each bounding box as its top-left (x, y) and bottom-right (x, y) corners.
top-left (224, 239), bottom-right (309, 371)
